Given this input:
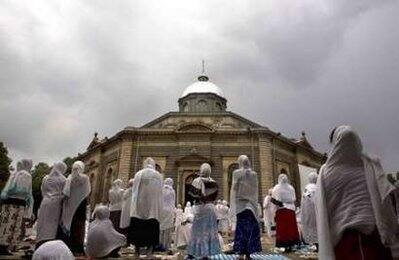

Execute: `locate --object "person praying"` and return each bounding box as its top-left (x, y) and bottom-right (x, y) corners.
top-left (32, 240), bottom-right (74, 260)
top-left (129, 157), bottom-right (163, 257)
top-left (108, 178), bottom-right (124, 234)
top-left (85, 205), bottom-right (126, 258)
top-left (230, 155), bottom-right (262, 259)
top-left (187, 163), bottom-right (221, 259)
top-left (160, 178), bottom-right (176, 251)
top-left (60, 161), bottom-right (91, 255)
top-left (120, 178), bottom-right (134, 239)
top-left (300, 172), bottom-right (318, 249)
top-left (0, 159), bottom-right (34, 255)
top-left (272, 173), bottom-right (300, 251)
top-left (36, 162), bottom-right (67, 248)
top-left (263, 188), bottom-right (275, 238)
top-left (316, 125), bottom-right (398, 260)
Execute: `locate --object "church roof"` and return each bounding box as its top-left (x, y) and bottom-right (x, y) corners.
top-left (181, 75), bottom-right (225, 99)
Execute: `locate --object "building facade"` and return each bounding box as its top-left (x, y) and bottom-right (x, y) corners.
top-left (78, 74), bottom-right (326, 208)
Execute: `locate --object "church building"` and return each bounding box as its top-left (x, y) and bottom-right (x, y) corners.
top-left (78, 74), bottom-right (325, 208)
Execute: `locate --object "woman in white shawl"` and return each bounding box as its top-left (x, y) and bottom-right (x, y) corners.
top-left (108, 178), bottom-right (124, 234)
top-left (300, 172), bottom-right (318, 247)
top-left (218, 200), bottom-right (230, 235)
top-left (160, 177), bottom-right (176, 250)
top-left (32, 240), bottom-right (74, 260)
top-left (129, 157), bottom-right (163, 256)
top-left (60, 161), bottom-right (90, 255)
top-left (187, 163), bottom-right (221, 259)
top-left (120, 178), bottom-right (134, 239)
top-left (230, 155), bottom-right (262, 259)
top-left (271, 173), bottom-right (300, 250)
top-left (86, 205), bottom-right (126, 258)
top-left (36, 162), bottom-right (67, 248)
top-left (0, 159), bottom-right (33, 255)
top-left (184, 201), bottom-right (193, 216)
top-left (316, 125), bottom-right (398, 260)
top-left (263, 188), bottom-right (275, 238)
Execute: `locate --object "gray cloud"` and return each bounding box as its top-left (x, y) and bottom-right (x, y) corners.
top-left (0, 0), bottom-right (398, 172)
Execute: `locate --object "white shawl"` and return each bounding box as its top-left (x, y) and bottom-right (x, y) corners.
top-left (230, 155), bottom-right (259, 218)
top-left (108, 179), bottom-right (124, 211)
top-left (61, 161), bottom-right (91, 234)
top-left (300, 172), bottom-right (318, 244)
top-left (272, 174), bottom-right (296, 211)
top-left (32, 240), bottom-right (74, 260)
top-left (85, 206), bottom-right (126, 258)
top-left (160, 178), bottom-right (176, 230)
top-left (130, 157), bottom-right (163, 222)
top-left (37, 162), bottom-right (67, 242)
top-left (120, 178), bottom-right (134, 229)
top-left (316, 126), bottom-right (399, 260)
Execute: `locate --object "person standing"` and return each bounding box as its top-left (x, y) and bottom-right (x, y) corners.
top-left (300, 172), bottom-right (318, 249)
top-left (272, 174), bottom-right (300, 251)
top-left (263, 189), bottom-right (275, 237)
top-left (218, 200), bottom-right (230, 236)
top-left (0, 159), bottom-right (34, 255)
top-left (230, 155), bottom-right (262, 259)
top-left (36, 162), bottom-right (67, 248)
top-left (108, 178), bottom-right (124, 234)
top-left (160, 178), bottom-right (176, 251)
top-left (60, 161), bottom-right (91, 255)
top-left (129, 157), bottom-right (163, 257)
top-left (187, 163), bottom-right (221, 259)
top-left (316, 125), bottom-right (398, 260)
top-left (120, 178), bottom-right (134, 238)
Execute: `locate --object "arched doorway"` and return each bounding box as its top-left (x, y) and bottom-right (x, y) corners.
top-left (227, 163), bottom-right (239, 202)
top-left (183, 171), bottom-right (199, 206)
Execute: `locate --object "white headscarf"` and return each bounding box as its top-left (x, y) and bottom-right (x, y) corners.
top-left (300, 171), bottom-right (318, 244)
top-left (1, 159), bottom-right (34, 218)
top-left (120, 178), bottom-right (134, 229)
top-left (160, 178), bottom-right (176, 230)
top-left (37, 162), bottom-right (67, 242)
top-left (85, 205), bottom-right (126, 258)
top-left (32, 240), bottom-right (74, 260)
top-left (130, 157), bottom-right (163, 221)
top-left (184, 201), bottom-right (193, 216)
top-left (191, 163), bottom-right (214, 196)
top-left (271, 174), bottom-right (296, 211)
top-left (109, 179), bottom-right (124, 211)
top-left (316, 125), bottom-right (399, 260)
top-left (61, 161), bottom-right (91, 234)
top-left (230, 155), bottom-right (259, 217)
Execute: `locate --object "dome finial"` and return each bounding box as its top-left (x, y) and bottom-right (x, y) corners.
top-left (198, 59), bottom-right (209, 82)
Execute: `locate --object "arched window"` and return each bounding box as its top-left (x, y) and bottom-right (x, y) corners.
top-left (197, 100), bottom-right (208, 112)
top-left (104, 168), bottom-right (113, 196)
top-left (183, 102), bottom-right (189, 112)
top-left (215, 102), bottom-right (222, 111)
top-left (280, 168), bottom-right (287, 174)
top-left (227, 163), bottom-right (239, 202)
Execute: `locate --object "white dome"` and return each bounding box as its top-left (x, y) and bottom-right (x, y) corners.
top-left (181, 76), bottom-right (225, 99)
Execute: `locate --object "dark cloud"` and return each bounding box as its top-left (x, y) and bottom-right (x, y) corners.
top-left (0, 0), bottom-right (398, 172)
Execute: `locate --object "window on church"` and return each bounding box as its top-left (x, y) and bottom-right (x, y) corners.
top-left (183, 102), bottom-right (189, 112)
top-left (197, 100), bottom-right (208, 112)
top-left (216, 102), bottom-right (222, 111)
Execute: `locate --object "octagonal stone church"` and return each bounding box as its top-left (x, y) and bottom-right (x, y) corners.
top-left (78, 74), bottom-right (325, 208)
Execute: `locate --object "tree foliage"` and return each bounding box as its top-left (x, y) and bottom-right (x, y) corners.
top-left (0, 142), bottom-right (12, 191)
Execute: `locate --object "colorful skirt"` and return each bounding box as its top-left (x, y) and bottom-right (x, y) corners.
top-left (0, 199), bottom-right (26, 248)
top-left (275, 208), bottom-right (300, 248)
top-left (187, 204), bottom-right (221, 258)
top-left (233, 209), bottom-right (262, 255)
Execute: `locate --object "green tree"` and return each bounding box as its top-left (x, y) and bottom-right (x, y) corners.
top-left (0, 142), bottom-right (12, 191)
top-left (31, 162), bottom-right (50, 215)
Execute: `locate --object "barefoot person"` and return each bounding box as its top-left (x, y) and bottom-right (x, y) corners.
top-left (230, 155), bottom-right (262, 259)
top-left (316, 125), bottom-right (398, 260)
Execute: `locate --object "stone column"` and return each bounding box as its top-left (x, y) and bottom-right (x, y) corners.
top-left (258, 135), bottom-right (274, 199)
top-left (118, 137), bottom-right (134, 185)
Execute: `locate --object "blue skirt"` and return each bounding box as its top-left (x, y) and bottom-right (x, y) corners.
top-left (233, 209), bottom-right (262, 255)
top-left (187, 204), bottom-right (221, 258)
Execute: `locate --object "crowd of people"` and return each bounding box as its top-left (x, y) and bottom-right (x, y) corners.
top-left (0, 125), bottom-right (398, 259)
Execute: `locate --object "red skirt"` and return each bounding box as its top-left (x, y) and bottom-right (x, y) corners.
top-left (275, 208), bottom-right (300, 248)
top-left (334, 229), bottom-right (392, 260)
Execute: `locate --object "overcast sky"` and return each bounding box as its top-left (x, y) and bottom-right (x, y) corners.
top-left (1, 0), bottom-right (398, 171)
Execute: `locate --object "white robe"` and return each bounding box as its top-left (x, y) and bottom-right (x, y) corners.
top-left (263, 195), bottom-right (275, 237)
top-left (109, 186), bottom-right (124, 212)
top-left (160, 185), bottom-right (176, 231)
top-left (32, 240), bottom-right (74, 260)
top-left (120, 186), bottom-right (133, 229)
top-left (300, 183), bottom-right (317, 244)
top-left (175, 210), bottom-right (193, 248)
top-left (37, 169), bottom-right (66, 242)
